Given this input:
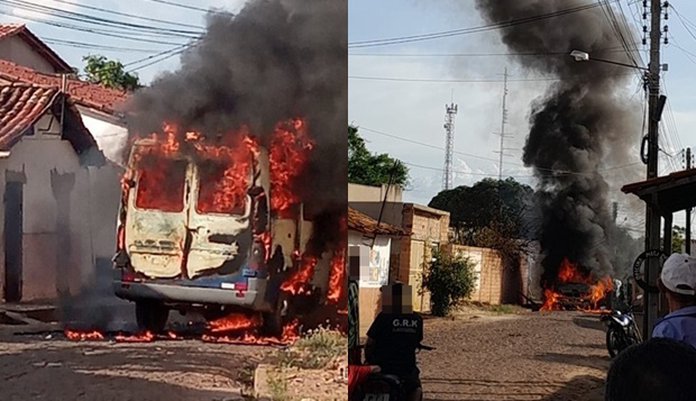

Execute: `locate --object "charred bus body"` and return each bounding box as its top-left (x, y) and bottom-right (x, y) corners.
top-left (113, 138), bottom-right (329, 335)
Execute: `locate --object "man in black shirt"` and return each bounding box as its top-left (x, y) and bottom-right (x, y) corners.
top-left (365, 282), bottom-right (424, 401)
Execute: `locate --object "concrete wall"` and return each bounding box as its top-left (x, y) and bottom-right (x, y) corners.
top-left (0, 36), bottom-right (57, 73)
top-left (0, 112), bottom-right (120, 302)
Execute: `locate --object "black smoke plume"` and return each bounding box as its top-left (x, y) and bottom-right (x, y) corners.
top-left (125, 0), bottom-right (347, 256)
top-left (475, 0), bottom-right (641, 287)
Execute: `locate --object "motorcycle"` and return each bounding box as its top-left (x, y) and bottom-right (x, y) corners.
top-left (352, 344), bottom-right (434, 401)
top-left (601, 305), bottom-right (642, 358)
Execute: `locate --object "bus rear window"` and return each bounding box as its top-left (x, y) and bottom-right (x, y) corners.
top-left (197, 160), bottom-right (249, 215)
top-left (135, 158), bottom-right (187, 212)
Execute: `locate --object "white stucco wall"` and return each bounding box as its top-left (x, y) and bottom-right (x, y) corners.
top-left (348, 231), bottom-right (391, 288)
top-left (0, 113), bottom-right (120, 301)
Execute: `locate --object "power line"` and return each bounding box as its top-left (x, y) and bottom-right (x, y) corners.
top-left (358, 125), bottom-right (643, 176)
top-left (124, 42), bottom-right (196, 68)
top-left (349, 47), bottom-right (632, 58)
top-left (359, 126), bottom-right (500, 163)
top-left (669, 3), bottom-right (696, 45)
top-left (0, 0), bottom-right (202, 37)
top-left (349, 2), bottom-right (609, 48)
top-left (402, 160), bottom-right (536, 179)
top-left (42, 37), bottom-right (159, 53)
top-left (145, 0), bottom-right (212, 13)
top-left (44, 0), bottom-right (204, 29)
top-left (349, 75), bottom-right (559, 83)
top-left (0, 9), bottom-right (189, 45)
top-left (126, 44), bottom-right (193, 72)
top-left (349, 73), bottom-right (634, 83)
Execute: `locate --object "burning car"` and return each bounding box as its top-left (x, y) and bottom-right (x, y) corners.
top-left (112, 121), bottom-right (336, 336)
top-left (541, 258), bottom-right (614, 311)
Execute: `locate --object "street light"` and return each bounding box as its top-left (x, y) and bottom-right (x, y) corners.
top-left (569, 49), bottom-right (649, 71)
top-left (571, 48), bottom-right (666, 342)
top-left (570, 50), bottom-right (589, 62)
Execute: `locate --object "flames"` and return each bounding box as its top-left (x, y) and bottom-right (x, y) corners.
top-left (130, 123), bottom-right (260, 215)
top-left (326, 247), bottom-right (346, 303)
top-left (202, 320), bottom-right (300, 346)
top-left (541, 258), bottom-right (614, 312)
top-left (64, 330), bottom-right (104, 341)
top-left (208, 313), bottom-right (262, 334)
top-left (269, 119), bottom-right (314, 217)
top-left (202, 313), bottom-right (299, 346)
top-left (103, 116), bottom-right (344, 346)
top-left (115, 331), bottom-right (156, 342)
top-left (281, 256), bottom-right (318, 295)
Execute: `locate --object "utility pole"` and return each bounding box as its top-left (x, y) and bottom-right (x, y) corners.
top-left (496, 68), bottom-right (509, 180)
top-left (643, 0), bottom-right (665, 340)
top-left (687, 147), bottom-right (692, 254)
top-left (442, 102), bottom-right (457, 190)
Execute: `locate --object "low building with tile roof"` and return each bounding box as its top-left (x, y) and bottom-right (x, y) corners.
top-left (0, 24), bottom-right (130, 164)
top-left (0, 23), bottom-right (72, 74)
top-left (0, 83), bottom-right (122, 302)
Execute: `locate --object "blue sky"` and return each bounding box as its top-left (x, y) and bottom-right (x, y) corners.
top-left (349, 0), bottom-right (696, 231)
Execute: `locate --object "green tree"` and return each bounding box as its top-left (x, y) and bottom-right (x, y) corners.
top-left (429, 178), bottom-right (534, 245)
top-left (422, 251), bottom-right (476, 316)
top-left (672, 225), bottom-right (686, 253)
top-left (348, 125), bottom-right (409, 188)
top-left (82, 55), bottom-right (141, 91)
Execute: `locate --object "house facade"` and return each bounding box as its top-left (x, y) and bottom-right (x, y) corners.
top-left (348, 207), bottom-right (406, 337)
top-left (0, 83), bottom-right (122, 302)
top-left (0, 24), bottom-right (72, 74)
top-left (0, 25), bottom-right (127, 303)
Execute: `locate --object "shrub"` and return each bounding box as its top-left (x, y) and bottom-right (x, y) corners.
top-left (422, 251), bottom-right (477, 316)
top-left (277, 326), bottom-right (346, 370)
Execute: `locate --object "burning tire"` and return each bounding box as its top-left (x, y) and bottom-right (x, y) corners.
top-left (135, 301), bottom-right (169, 333)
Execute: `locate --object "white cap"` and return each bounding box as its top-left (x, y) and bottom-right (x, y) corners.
top-left (661, 253), bottom-right (696, 296)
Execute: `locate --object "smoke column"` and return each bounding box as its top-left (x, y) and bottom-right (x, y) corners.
top-left (125, 0), bottom-right (347, 255)
top-left (474, 0), bottom-right (642, 287)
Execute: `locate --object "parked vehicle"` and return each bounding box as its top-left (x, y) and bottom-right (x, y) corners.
top-left (602, 304), bottom-right (641, 358)
top-left (351, 344), bottom-right (434, 401)
top-left (112, 137), bottom-right (327, 335)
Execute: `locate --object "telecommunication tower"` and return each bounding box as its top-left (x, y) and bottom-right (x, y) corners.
top-left (442, 102), bottom-right (458, 190)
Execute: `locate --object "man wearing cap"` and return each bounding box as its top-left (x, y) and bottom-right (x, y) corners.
top-left (652, 253), bottom-right (696, 348)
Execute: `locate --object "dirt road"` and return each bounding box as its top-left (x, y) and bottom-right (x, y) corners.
top-left (419, 310), bottom-right (609, 401)
top-left (0, 333), bottom-right (269, 401)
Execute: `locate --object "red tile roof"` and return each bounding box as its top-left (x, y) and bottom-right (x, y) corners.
top-left (0, 24), bottom-right (72, 73)
top-left (0, 83), bottom-right (98, 153)
top-left (0, 24), bottom-right (23, 40)
top-left (0, 59), bottom-right (128, 115)
top-left (348, 207), bottom-right (407, 236)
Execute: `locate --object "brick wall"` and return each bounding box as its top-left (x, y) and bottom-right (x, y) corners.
top-left (445, 244), bottom-right (504, 305)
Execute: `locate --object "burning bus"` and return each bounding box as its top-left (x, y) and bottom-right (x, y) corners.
top-left (112, 120), bottom-right (339, 336)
